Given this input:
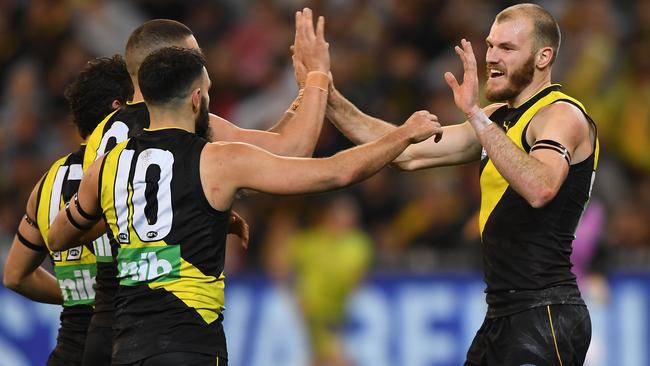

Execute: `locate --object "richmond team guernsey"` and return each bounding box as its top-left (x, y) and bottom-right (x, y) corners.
top-left (82, 101), bottom-right (149, 328)
top-left (98, 128), bottom-right (229, 363)
top-left (36, 145), bottom-right (96, 362)
top-left (479, 84), bottom-right (599, 317)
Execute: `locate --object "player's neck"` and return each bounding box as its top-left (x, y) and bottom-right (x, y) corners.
top-left (508, 73), bottom-right (552, 109)
top-left (147, 106), bottom-right (195, 133)
top-left (130, 87), bottom-right (145, 104)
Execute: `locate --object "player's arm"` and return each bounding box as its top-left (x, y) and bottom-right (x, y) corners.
top-left (259, 45), bottom-right (311, 136)
top-left (488, 103), bottom-right (591, 207)
top-left (325, 86), bottom-right (492, 170)
top-left (445, 39), bottom-right (590, 208)
top-left (474, 103), bottom-right (588, 207)
top-left (48, 157), bottom-right (103, 251)
top-left (3, 179), bottom-right (63, 304)
top-left (392, 103), bottom-right (507, 170)
top-left (202, 111), bottom-right (440, 211)
top-left (206, 9), bottom-right (328, 158)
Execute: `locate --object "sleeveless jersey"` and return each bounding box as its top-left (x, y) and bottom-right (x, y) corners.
top-left (98, 128), bottom-right (229, 363)
top-left (479, 84), bottom-right (599, 317)
top-left (82, 101), bottom-right (149, 327)
top-left (35, 145), bottom-right (95, 362)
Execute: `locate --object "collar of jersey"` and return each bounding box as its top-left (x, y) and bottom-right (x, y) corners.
top-left (511, 83), bottom-right (562, 111)
top-left (143, 126), bottom-right (191, 133)
top-left (126, 100), bottom-right (145, 106)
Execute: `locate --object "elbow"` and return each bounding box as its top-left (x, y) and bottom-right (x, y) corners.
top-left (49, 240), bottom-right (63, 252)
top-left (340, 165), bottom-right (368, 187)
top-left (390, 160), bottom-right (416, 172)
top-left (3, 270), bottom-right (20, 291)
top-left (290, 143), bottom-right (314, 158)
top-left (329, 171), bottom-right (354, 189)
top-left (48, 231), bottom-right (63, 252)
top-left (330, 164), bottom-right (360, 189)
top-left (527, 187), bottom-right (556, 208)
top-left (295, 149), bottom-right (312, 158)
top-left (278, 141), bottom-right (312, 158)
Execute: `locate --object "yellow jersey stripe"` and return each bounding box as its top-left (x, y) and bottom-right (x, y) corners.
top-left (479, 90), bottom-right (590, 236)
top-left (84, 109), bottom-right (120, 171)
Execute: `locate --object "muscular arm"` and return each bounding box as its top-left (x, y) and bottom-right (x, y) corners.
top-left (327, 88), bottom-right (501, 169)
top-left (206, 83), bottom-right (325, 157)
top-left (206, 9), bottom-right (328, 158)
top-left (326, 88), bottom-right (398, 144)
top-left (472, 102), bottom-right (592, 207)
top-left (445, 39), bottom-right (592, 208)
top-left (49, 158), bottom-right (103, 251)
top-left (3, 180), bottom-right (63, 304)
top-left (202, 111), bottom-right (436, 211)
top-left (266, 91), bottom-right (303, 133)
top-left (394, 103), bottom-right (506, 170)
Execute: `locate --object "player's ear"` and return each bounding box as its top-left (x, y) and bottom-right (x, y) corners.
top-left (191, 88), bottom-right (201, 113)
top-left (536, 46), bottom-right (553, 69)
top-left (111, 100), bottom-right (122, 109)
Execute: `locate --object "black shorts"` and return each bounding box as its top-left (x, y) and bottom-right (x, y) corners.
top-left (47, 351), bottom-right (82, 366)
top-left (465, 304), bottom-right (591, 366)
top-left (47, 318), bottom-right (90, 366)
top-left (112, 352), bottom-right (227, 366)
top-left (82, 324), bottom-right (113, 366)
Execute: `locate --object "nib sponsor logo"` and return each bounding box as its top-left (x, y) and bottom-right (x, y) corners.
top-left (54, 264), bottom-right (97, 306)
top-left (117, 246), bottom-right (180, 285)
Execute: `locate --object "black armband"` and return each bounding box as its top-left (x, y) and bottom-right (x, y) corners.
top-left (17, 231), bottom-right (45, 252)
top-left (23, 214), bottom-right (39, 229)
top-left (531, 139), bottom-right (571, 166)
top-left (74, 193), bottom-right (101, 221)
top-left (65, 201), bottom-right (94, 231)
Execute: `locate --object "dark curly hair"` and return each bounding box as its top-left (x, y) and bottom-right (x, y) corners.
top-left (64, 55), bottom-right (133, 139)
top-left (138, 47), bottom-right (206, 106)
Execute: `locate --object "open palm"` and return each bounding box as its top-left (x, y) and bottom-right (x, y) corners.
top-left (444, 39), bottom-right (481, 117)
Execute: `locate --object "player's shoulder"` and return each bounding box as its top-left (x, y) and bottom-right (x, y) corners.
top-left (534, 101), bottom-right (590, 129)
top-left (203, 141), bottom-right (267, 169)
top-left (99, 101), bottom-right (148, 127)
top-left (483, 103), bottom-right (508, 117)
top-left (530, 101), bottom-right (592, 144)
top-left (204, 141), bottom-right (248, 155)
top-left (45, 153), bottom-right (74, 173)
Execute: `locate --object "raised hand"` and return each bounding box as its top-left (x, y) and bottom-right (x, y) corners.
top-left (400, 110), bottom-right (443, 144)
top-left (444, 39), bottom-right (481, 117)
top-left (293, 8), bottom-right (330, 74)
top-left (291, 52), bottom-right (307, 89)
top-left (227, 210), bottom-right (250, 250)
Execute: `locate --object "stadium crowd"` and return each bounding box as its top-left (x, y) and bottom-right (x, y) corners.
top-left (0, 0), bottom-right (649, 280)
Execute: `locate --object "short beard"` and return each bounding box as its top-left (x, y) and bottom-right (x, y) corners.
top-left (486, 54), bottom-right (535, 102)
top-left (195, 95), bottom-right (210, 139)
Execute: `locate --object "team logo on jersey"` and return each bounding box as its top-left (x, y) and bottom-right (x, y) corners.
top-left (54, 263), bottom-right (97, 306)
top-left (67, 246), bottom-right (82, 260)
top-left (52, 251), bottom-right (62, 261)
top-left (117, 245), bottom-right (181, 285)
top-left (503, 120), bottom-right (513, 131)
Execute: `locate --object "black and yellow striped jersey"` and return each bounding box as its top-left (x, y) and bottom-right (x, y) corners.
top-left (36, 145), bottom-right (97, 309)
top-left (82, 100), bottom-right (149, 327)
top-left (35, 145), bottom-right (95, 358)
top-left (83, 101), bottom-right (149, 171)
top-left (98, 128), bottom-right (228, 363)
top-left (479, 85), bottom-right (599, 316)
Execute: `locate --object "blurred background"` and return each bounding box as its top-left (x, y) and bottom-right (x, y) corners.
top-left (0, 0), bottom-right (649, 365)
